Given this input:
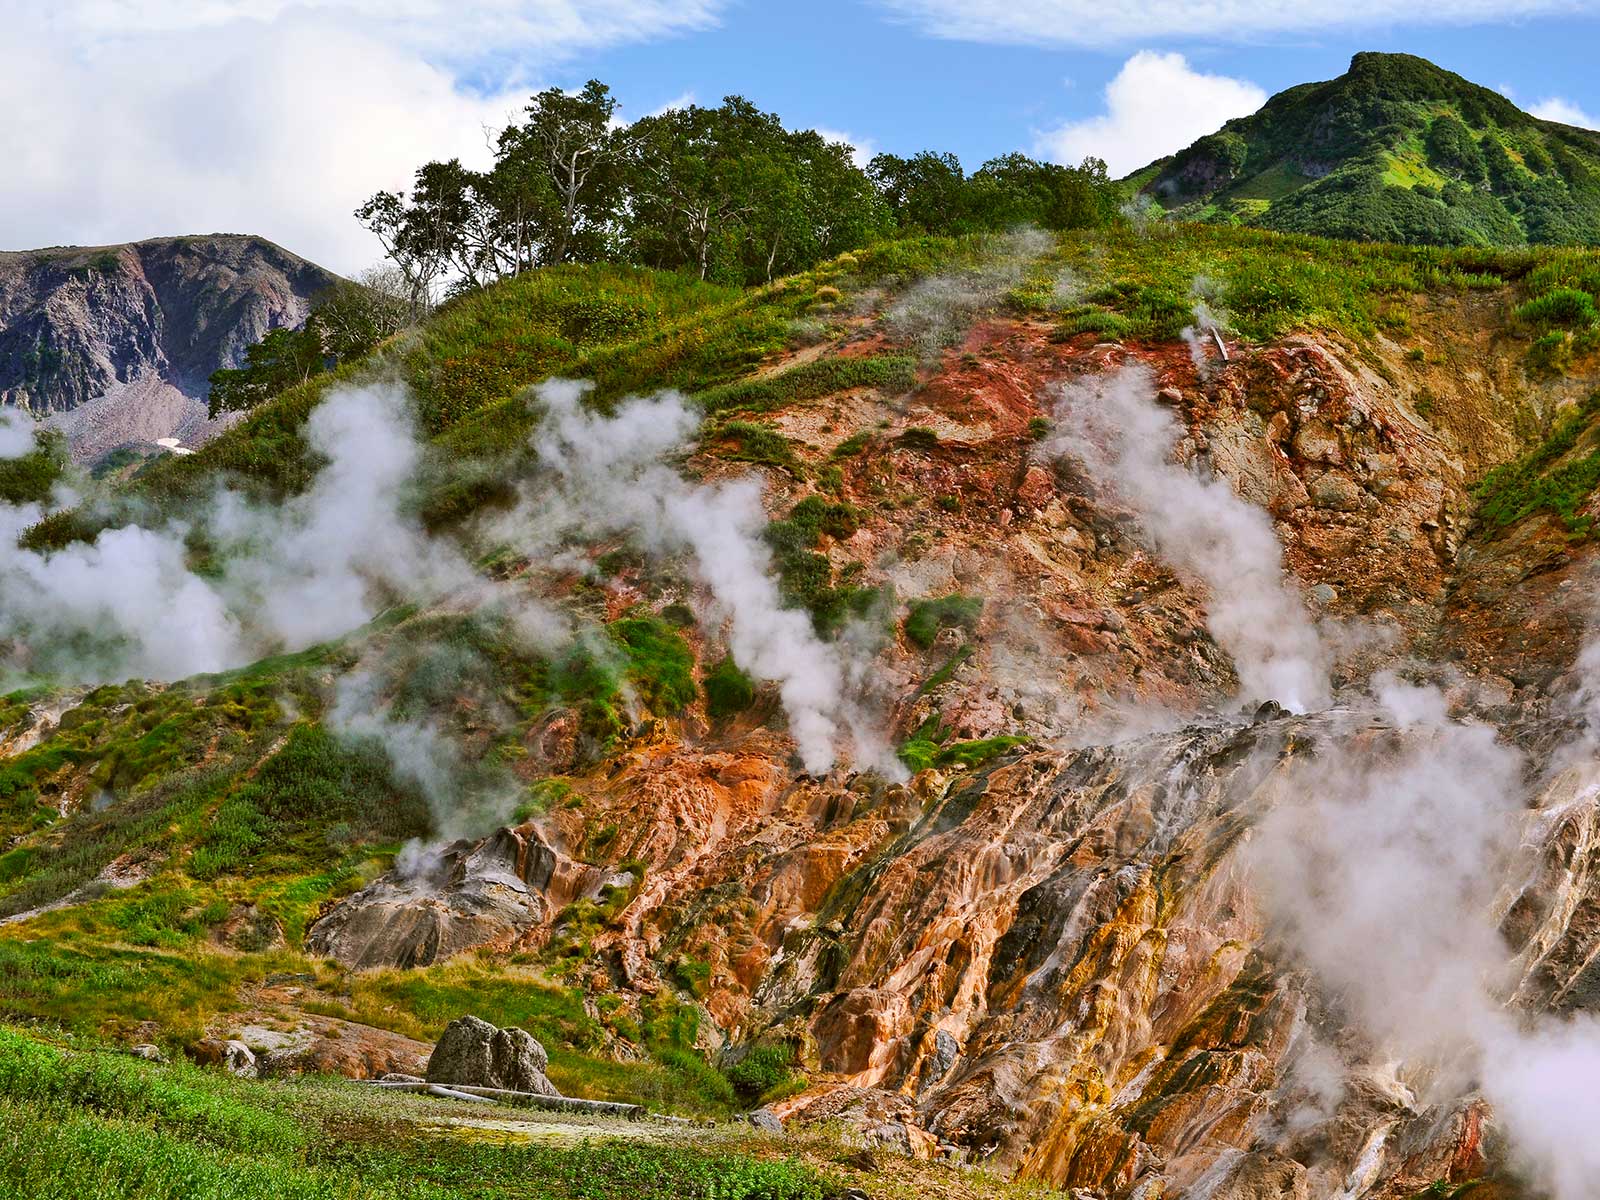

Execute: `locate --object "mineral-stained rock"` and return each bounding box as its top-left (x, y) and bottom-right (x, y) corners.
top-left (425, 1015), bottom-right (559, 1096)
top-left (253, 1018), bottom-right (432, 1081)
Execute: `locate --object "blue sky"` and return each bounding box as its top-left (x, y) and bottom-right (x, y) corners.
top-left (568, 3), bottom-right (1600, 172)
top-left (6, 1), bottom-right (1600, 271)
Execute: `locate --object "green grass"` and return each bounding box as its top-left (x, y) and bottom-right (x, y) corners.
top-left (1473, 392), bottom-right (1600, 535)
top-left (697, 354), bottom-right (918, 415)
top-left (1050, 223), bottom-right (1546, 344)
top-left (0, 1024), bottom-right (835, 1200)
top-left (898, 724), bottom-right (1029, 775)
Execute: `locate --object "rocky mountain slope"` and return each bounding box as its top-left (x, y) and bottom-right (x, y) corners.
top-left (6, 225), bottom-right (1600, 1198)
top-left (0, 235), bottom-right (338, 460)
top-left (1134, 52), bottom-right (1600, 248)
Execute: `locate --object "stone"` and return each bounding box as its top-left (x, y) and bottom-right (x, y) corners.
top-left (255, 1018), bottom-right (432, 1081)
top-left (749, 1107), bottom-right (784, 1134)
top-left (188, 1038), bottom-right (257, 1077)
top-left (425, 1015), bottom-right (558, 1096)
top-left (1306, 471), bottom-right (1363, 511)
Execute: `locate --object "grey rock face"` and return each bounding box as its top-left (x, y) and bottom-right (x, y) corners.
top-left (306, 825), bottom-right (591, 970)
top-left (425, 1015), bottom-right (558, 1096)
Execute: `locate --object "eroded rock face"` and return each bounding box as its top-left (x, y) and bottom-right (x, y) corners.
top-left (305, 824), bottom-right (593, 968)
top-left (425, 1015), bottom-right (558, 1096)
top-left (290, 324), bottom-right (1600, 1196)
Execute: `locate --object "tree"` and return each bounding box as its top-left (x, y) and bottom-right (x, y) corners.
top-left (496, 80), bottom-right (624, 265)
top-left (207, 326), bottom-right (324, 417)
top-left (354, 161), bottom-right (474, 318)
top-left (622, 98), bottom-right (781, 282)
top-left (868, 151), bottom-right (972, 234)
top-left (207, 268), bottom-right (414, 417)
top-left (310, 267), bottom-right (412, 364)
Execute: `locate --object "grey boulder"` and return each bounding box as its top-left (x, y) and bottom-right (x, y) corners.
top-left (425, 1015), bottom-right (558, 1096)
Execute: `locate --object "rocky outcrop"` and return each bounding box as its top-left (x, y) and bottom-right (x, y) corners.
top-left (0, 235), bottom-right (337, 457)
top-left (425, 1016), bottom-right (559, 1096)
top-left (304, 824), bottom-right (604, 968)
top-left (247, 1018), bottom-right (432, 1081)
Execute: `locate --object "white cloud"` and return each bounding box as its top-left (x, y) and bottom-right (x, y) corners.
top-left (815, 129), bottom-right (879, 168)
top-left (879, 0), bottom-right (1594, 46)
top-left (1, 2), bottom-right (728, 273)
top-left (1035, 52), bottom-right (1265, 177)
top-left (1531, 97), bottom-right (1600, 128)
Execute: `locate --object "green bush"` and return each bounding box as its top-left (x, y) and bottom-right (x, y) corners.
top-left (904, 595), bottom-right (983, 649)
top-left (1515, 287), bottom-right (1598, 328)
top-left (722, 1043), bottom-right (800, 1105)
top-left (703, 656), bottom-right (756, 719)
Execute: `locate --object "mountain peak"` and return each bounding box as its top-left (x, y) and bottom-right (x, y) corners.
top-left (0, 234), bottom-right (340, 461)
top-left (1136, 51), bottom-right (1600, 246)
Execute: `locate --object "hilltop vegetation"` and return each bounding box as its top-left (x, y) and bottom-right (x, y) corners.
top-left (1138, 52), bottom-right (1600, 248)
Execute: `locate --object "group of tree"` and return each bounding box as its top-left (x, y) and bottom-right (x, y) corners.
top-left (355, 80), bottom-right (1118, 303)
top-left (211, 83), bottom-right (1119, 418)
top-left (208, 267), bottom-right (410, 417)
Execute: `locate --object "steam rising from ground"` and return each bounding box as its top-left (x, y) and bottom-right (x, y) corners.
top-left (0, 408), bottom-right (36, 459)
top-left (0, 383), bottom-right (466, 683)
top-left (506, 379), bottom-right (894, 776)
top-left (1248, 675), bottom-right (1600, 1200)
top-left (884, 228), bottom-right (1052, 358)
top-left (1042, 364), bottom-right (1329, 711)
top-left (1180, 275), bottom-right (1228, 380)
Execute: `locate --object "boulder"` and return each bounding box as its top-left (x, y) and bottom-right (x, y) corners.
top-left (425, 1015), bottom-right (559, 1096)
top-left (254, 1018), bottom-right (432, 1081)
top-left (749, 1107), bottom-right (784, 1134)
top-left (188, 1038), bottom-right (257, 1077)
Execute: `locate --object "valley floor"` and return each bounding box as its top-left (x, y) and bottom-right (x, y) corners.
top-left (0, 1023), bottom-right (1069, 1200)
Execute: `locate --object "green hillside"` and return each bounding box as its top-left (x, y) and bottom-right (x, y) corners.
top-left (1137, 51), bottom-right (1600, 247)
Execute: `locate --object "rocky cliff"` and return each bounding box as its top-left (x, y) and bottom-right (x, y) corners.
top-left (0, 235), bottom-right (338, 459)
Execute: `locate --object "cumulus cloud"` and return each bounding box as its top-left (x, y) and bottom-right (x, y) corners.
top-left (2, 2), bottom-right (729, 272)
top-left (1036, 52), bottom-right (1265, 177)
top-left (878, 0), bottom-right (1590, 46)
top-left (1530, 96), bottom-right (1600, 128)
top-left (814, 129), bottom-right (879, 169)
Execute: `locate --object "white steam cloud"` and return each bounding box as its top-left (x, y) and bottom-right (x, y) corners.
top-left (1041, 364), bottom-right (1328, 711)
top-left (0, 383), bottom-right (465, 683)
top-left (1249, 676), bottom-right (1600, 1200)
top-left (0, 408), bottom-right (38, 460)
top-left (508, 379), bottom-right (894, 776)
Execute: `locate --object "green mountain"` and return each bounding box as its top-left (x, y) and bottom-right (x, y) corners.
top-left (1135, 51), bottom-right (1600, 246)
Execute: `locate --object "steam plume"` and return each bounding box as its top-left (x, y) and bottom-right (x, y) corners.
top-left (0, 383), bottom-right (465, 683)
top-left (1041, 364), bottom-right (1329, 711)
top-left (0, 408), bottom-right (36, 460)
top-left (508, 379), bottom-right (891, 775)
top-left (1249, 675), bottom-right (1600, 1200)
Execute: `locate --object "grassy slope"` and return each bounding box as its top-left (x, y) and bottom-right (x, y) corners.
top-left (1142, 52), bottom-right (1600, 248)
top-left (6, 226), bottom-right (1600, 1183)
